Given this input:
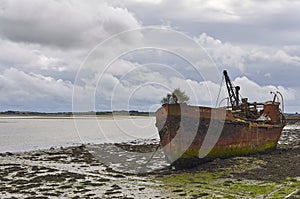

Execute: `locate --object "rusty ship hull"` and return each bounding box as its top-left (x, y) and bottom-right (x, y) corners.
top-left (155, 103), bottom-right (285, 168)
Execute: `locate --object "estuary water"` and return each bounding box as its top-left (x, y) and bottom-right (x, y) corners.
top-left (0, 116), bottom-right (159, 153)
top-left (0, 116), bottom-right (298, 153)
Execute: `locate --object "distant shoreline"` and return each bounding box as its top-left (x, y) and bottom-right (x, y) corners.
top-left (1, 111), bottom-right (299, 123)
top-left (0, 110), bottom-right (155, 117)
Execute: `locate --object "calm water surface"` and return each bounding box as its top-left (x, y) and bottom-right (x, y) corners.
top-left (0, 116), bottom-right (158, 152)
top-left (1, 116), bottom-right (298, 153)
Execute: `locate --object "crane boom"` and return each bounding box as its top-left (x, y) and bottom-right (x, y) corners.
top-left (223, 70), bottom-right (240, 109)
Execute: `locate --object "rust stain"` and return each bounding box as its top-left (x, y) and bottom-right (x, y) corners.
top-left (155, 70), bottom-right (285, 168)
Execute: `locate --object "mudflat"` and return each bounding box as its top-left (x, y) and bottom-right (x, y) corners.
top-left (0, 125), bottom-right (299, 198)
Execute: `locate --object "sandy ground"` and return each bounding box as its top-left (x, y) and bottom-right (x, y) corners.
top-left (0, 125), bottom-right (299, 198)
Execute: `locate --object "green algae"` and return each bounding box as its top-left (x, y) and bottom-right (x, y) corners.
top-left (171, 141), bottom-right (278, 162)
top-left (155, 170), bottom-right (300, 198)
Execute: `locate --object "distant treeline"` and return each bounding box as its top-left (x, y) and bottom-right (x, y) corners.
top-left (0, 110), bottom-right (155, 116)
top-left (285, 114), bottom-right (300, 124)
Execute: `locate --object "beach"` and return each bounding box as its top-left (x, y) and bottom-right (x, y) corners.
top-left (0, 124), bottom-right (299, 198)
top-left (1, 0), bottom-right (300, 198)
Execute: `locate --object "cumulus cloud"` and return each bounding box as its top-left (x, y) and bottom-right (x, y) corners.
top-left (234, 76), bottom-right (296, 102)
top-left (115, 0), bottom-right (299, 24)
top-left (194, 33), bottom-right (246, 71)
top-left (75, 55), bottom-right (297, 112)
top-left (0, 37), bottom-right (84, 79)
top-left (118, 0), bottom-right (300, 46)
top-left (0, 0), bottom-right (141, 48)
top-left (0, 0), bottom-right (143, 81)
top-left (248, 48), bottom-right (300, 65)
top-left (114, 0), bottom-right (242, 23)
top-left (0, 68), bottom-right (73, 111)
top-left (0, 38), bottom-right (38, 68)
top-left (194, 33), bottom-right (300, 74)
top-left (0, 65), bottom-right (296, 112)
top-left (0, 0), bottom-right (299, 112)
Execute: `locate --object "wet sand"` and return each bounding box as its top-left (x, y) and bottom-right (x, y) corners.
top-left (0, 125), bottom-right (299, 198)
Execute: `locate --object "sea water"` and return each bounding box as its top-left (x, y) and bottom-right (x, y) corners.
top-left (0, 116), bottom-right (298, 153)
top-left (0, 116), bottom-right (158, 152)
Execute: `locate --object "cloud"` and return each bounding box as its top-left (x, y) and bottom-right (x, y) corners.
top-left (0, 68), bottom-right (73, 111)
top-left (0, 0), bottom-right (299, 112)
top-left (116, 0), bottom-right (242, 23)
top-left (194, 33), bottom-right (300, 73)
top-left (166, 75), bottom-right (296, 108)
top-left (0, 38), bottom-right (38, 68)
top-left (0, 37), bottom-right (84, 81)
top-left (116, 0), bottom-right (300, 24)
top-left (0, 0), bottom-right (141, 48)
top-left (249, 49), bottom-right (300, 65)
top-left (0, 64), bottom-right (296, 113)
top-left (234, 76), bottom-right (296, 102)
top-left (89, 57), bottom-right (297, 111)
top-left (194, 33), bottom-right (246, 71)
top-left (118, 0), bottom-right (300, 46)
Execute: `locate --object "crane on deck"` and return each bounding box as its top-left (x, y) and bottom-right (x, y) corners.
top-left (223, 70), bottom-right (240, 110)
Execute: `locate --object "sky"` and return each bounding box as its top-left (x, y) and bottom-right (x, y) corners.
top-left (0, 0), bottom-right (299, 113)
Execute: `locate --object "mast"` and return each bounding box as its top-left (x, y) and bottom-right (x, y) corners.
top-left (223, 70), bottom-right (240, 109)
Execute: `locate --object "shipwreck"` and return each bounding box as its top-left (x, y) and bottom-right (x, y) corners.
top-left (155, 70), bottom-right (285, 168)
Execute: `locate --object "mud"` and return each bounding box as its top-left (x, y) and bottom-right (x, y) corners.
top-left (153, 125), bottom-right (300, 198)
top-left (0, 125), bottom-right (299, 198)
